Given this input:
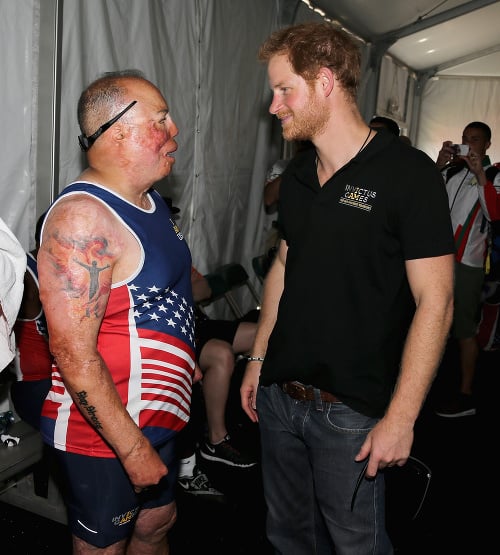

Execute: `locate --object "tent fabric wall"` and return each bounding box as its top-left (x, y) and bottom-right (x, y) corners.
top-left (417, 76), bottom-right (500, 163)
top-left (375, 56), bottom-right (415, 136)
top-left (3, 0), bottom-right (284, 317)
top-left (0, 0), bottom-right (38, 248)
top-left (59, 0), bottom-right (278, 291)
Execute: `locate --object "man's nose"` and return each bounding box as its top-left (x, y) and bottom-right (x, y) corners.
top-left (269, 94), bottom-right (281, 115)
top-left (169, 119), bottom-right (179, 138)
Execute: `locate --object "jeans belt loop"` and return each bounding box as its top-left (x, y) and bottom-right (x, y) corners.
top-left (313, 387), bottom-right (324, 411)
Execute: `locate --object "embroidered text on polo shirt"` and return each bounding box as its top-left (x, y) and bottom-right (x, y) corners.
top-left (339, 184), bottom-right (377, 212)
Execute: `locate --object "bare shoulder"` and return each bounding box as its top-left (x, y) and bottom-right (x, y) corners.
top-left (40, 193), bottom-right (140, 291)
top-left (38, 194), bottom-right (120, 325)
top-left (39, 194), bottom-right (119, 284)
top-left (42, 194), bottom-right (130, 258)
top-left (45, 194), bottom-right (117, 234)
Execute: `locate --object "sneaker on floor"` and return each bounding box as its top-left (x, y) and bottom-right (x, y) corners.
top-left (177, 466), bottom-right (226, 501)
top-left (435, 393), bottom-right (476, 418)
top-left (200, 434), bottom-right (257, 468)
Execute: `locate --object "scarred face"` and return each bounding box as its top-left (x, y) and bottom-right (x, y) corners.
top-left (121, 81), bottom-right (179, 183)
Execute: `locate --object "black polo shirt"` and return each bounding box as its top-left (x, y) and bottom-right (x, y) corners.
top-left (259, 130), bottom-right (455, 417)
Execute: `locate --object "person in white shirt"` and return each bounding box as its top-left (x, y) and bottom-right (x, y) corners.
top-left (0, 217), bottom-right (26, 372)
top-left (435, 121), bottom-right (500, 417)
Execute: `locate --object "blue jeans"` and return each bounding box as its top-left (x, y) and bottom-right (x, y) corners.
top-left (256, 384), bottom-right (393, 555)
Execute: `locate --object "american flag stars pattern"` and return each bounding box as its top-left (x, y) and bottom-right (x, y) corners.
top-left (129, 283), bottom-right (196, 351)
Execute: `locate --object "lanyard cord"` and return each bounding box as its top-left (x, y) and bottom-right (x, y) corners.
top-left (449, 169), bottom-right (470, 213)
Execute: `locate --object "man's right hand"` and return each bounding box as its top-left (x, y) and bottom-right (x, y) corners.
top-left (436, 140), bottom-right (457, 169)
top-left (121, 435), bottom-right (168, 492)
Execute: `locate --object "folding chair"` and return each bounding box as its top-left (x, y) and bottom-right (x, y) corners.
top-left (212, 263), bottom-right (261, 319)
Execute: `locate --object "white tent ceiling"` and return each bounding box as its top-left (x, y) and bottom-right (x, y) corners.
top-left (308, 0), bottom-right (500, 77)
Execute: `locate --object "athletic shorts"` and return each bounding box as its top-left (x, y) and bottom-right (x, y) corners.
top-left (195, 319), bottom-right (239, 359)
top-left (452, 262), bottom-right (485, 338)
top-left (52, 438), bottom-right (178, 548)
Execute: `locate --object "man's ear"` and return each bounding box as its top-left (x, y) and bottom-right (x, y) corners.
top-left (317, 67), bottom-right (334, 96)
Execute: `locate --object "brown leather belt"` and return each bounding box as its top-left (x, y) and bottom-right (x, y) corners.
top-left (280, 381), bottom-right (340, 403)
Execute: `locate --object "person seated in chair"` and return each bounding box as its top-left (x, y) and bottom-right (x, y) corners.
top-left (177, 266), bottom-right (258, 497)
top-left (0, 217), bottom-right (25, 374)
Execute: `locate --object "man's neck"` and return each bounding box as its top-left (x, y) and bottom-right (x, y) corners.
top-left (314, 116), bottom-right (371, 182)
top-left (78, 167), bottom-right (152, 208)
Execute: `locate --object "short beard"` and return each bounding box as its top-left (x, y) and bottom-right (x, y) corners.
top-left (282, 90), bottom-right (328, 142)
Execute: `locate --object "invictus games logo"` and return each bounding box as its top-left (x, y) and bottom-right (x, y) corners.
top-left (112, 506), bottom-right (140, 526)
top-left (339, 184), bottom-right (377, 212)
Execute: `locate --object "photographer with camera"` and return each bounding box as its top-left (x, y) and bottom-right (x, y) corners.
top-left (435, 121), bottom-right (500, 418)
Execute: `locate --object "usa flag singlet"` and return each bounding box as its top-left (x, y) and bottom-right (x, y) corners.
top-left (40, 183), bottom-right (195, 457)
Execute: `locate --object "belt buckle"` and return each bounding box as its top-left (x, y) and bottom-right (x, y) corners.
top-left (290, 381), bottom-right (307, 398)
top-left (290, 380), bottom-right (306, 393)
top-left (290, 380), bottom-right (309, 401)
